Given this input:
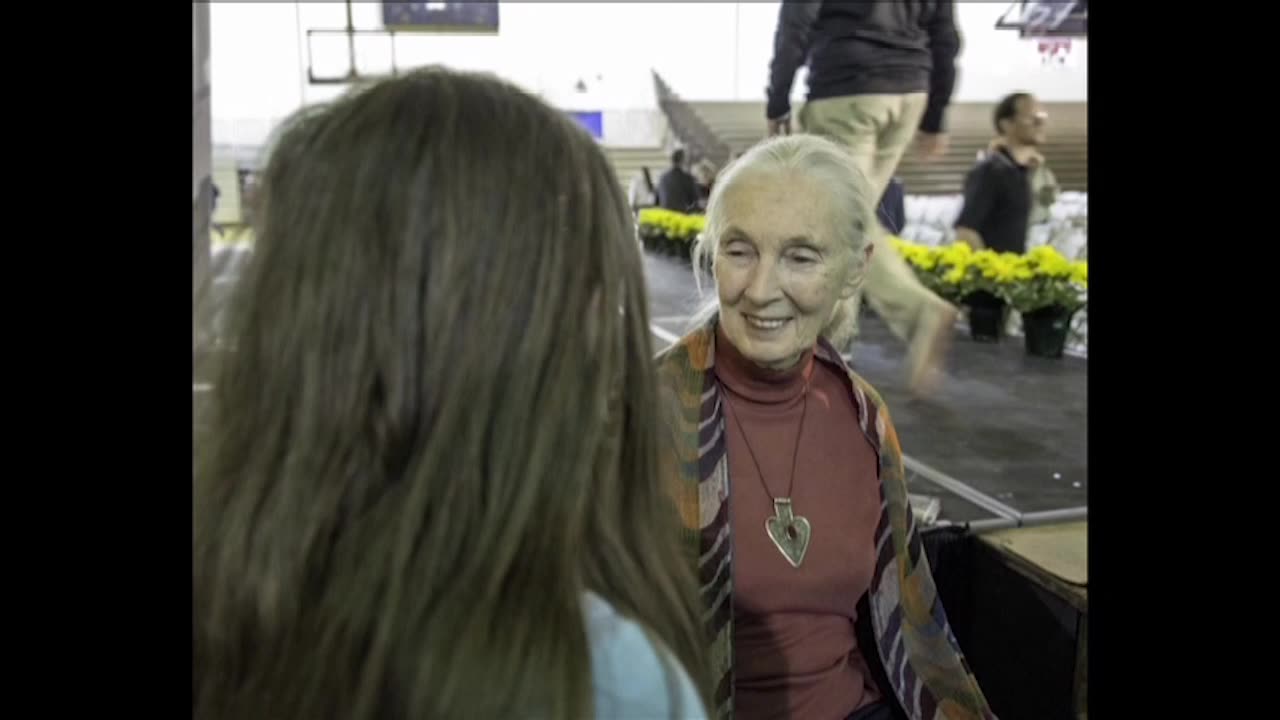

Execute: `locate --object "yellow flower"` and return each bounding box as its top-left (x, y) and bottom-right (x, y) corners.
top-left (1028, 245), bottom-right (1059, 263)
top-left (638, 208), bottom-right (706, 241)
top-left (880, 238), bottom-right (1085, 312)
top-left (1070, 261), bottom-right (1088, 287)
top-left (1024, 245), bottom-right (1072, 278)
top-left (896, 242), bottom-right (941, 272)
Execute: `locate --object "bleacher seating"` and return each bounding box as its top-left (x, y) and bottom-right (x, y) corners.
top-left (604, 146), bottom-right (670, 194)
top-left (684, 100), bottom-right (1087, 196)
top-left (215, 141), bottom-right (668, 206)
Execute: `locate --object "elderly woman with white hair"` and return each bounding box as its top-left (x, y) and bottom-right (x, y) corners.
top-left (656, 135), bottom-right (994, 720)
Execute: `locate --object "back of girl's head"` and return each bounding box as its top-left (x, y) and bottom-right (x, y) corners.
top-left (195, 67), bottom-right (709, 719)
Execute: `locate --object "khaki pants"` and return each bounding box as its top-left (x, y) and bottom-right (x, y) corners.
top-left (800, 93), bottom-right (943, 349)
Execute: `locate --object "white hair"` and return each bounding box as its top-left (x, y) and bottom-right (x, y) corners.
top-left (686, 134), bottom-right (878, 335)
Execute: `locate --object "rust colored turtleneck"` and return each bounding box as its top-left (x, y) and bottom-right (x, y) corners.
top-left (714, 325), bottom-right (884, 720)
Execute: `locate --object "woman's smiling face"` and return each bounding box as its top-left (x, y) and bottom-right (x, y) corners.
top-left (713, 169), bottom-right (862, 370)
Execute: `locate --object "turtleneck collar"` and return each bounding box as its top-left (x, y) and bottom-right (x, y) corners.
top-left (713, 323), bottom-right (815, 405)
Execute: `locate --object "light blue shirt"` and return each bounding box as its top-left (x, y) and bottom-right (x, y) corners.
top-left (583, 592), bottom-right (709, 720)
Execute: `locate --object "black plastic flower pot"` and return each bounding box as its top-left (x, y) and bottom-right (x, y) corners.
top-left (638, 227), bottom-right (659, 252)
top-left (965, 291), bottom-right (1005, 342)
top-left (674, 239), bottom-right (689, 260)
top-left (1022, 305), bottom-right (1075, 359)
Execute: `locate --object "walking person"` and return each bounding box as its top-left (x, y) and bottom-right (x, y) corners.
top-left (766, 0), bottom-right (962, 394)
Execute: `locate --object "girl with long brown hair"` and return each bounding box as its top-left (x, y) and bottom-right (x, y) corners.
top-left (194, 67), bottom-right (709, 719)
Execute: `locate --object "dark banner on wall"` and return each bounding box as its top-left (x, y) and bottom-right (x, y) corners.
top-left (383, 2), bottom-right (499, 33)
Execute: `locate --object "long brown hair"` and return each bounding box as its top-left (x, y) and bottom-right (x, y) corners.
top-left (194, 67), bottom-right (710, 719)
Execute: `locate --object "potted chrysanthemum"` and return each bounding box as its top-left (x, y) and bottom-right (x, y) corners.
top-left (916, 242), bottom-right (1020, 342)
top-left (962, 248), bottom-right (1031, 342)
top-left (1004, 246), bottom-right (1087, 358)
top-left (890, 239), bottom-right (1028, 342)
top-left (637, 208), bottom-right (705, 261)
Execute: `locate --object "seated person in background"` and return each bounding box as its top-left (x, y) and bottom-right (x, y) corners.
top-left (656, 147), bottom-right (701, 213)
top-left (954, 92), bottom-right (1044, 255)
top-left (193, 68), bottom-right (709, 720)
top-left (658, 134), bottom-right (994, 720)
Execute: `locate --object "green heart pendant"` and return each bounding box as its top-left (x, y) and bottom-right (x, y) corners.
top-left (764, 498), bottom-right (811, 568)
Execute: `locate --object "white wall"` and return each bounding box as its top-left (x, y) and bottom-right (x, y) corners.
top-left (211, 2), bottom-right (682, 147)
top-left (209, 2), bottom-right (1085, 148)
top-left (209, 2), bottom-right (306, 150)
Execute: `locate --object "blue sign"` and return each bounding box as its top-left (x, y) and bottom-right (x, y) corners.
top-left (567, 111), bottom-right (603, 141)
top-left (383, 2), bottom-right (499, 33)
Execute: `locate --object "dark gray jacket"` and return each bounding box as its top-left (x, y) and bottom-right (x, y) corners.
top-left (656, 167), bottom-right (700, 214)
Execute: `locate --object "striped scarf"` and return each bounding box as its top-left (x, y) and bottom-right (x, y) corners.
top-left (656, 321), bottom-right (996, 720)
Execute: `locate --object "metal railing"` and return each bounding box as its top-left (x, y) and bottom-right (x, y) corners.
top-left (651, 71), bottom-right (731, 168)
top-left (904, 454), bottom-right (1088, 534)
